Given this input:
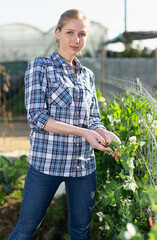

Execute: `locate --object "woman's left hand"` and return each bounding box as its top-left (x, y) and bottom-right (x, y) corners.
top-left (94, 128), bottom-right (121, 145)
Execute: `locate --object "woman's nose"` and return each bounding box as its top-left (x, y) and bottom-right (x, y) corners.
top-left (73, 34), bottom-right (80, 43)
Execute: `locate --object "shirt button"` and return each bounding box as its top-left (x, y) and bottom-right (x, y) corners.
top-left (76, 143), bottom-right (79, 146)
top-left (77, 96), bottom-right (80, 98)
top-left (60, 84), bottom-right (63, 87)
top-left (75, 81), bottom-right (77, 84)
top-left (76, 112), bottom-right (79, 114)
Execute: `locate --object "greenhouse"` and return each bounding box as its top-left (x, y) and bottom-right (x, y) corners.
top-left (0, 21), bottom-right (108, 62)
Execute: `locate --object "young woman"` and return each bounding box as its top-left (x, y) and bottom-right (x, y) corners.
top-left (8, 9), bottom-right (120, 240)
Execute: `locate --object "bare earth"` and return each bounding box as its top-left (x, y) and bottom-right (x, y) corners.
top-left (0, 121), bottom-right (30, 157)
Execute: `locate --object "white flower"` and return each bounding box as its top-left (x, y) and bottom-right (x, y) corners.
top-left (105, 224), bottom-right (110, 230)
top-left (124, 223), bottom-right (136, 239)
top-left (107, 115), bottom-right (120, 126)
top-left (138, 119), bottom-right (144, 124)
top-left (96, 212), bottom-right (104, 222)
top-left (99, 96), bottom-right (107, 106)
top-left (120, 199), bottom-right (131, 204)
top-left (147, 113), bottom-right (153, 122)
top-left (99, 226), bottom-right (104, 231)
top-left (124, 182), bottom-right (137, 191)
top-left (129, 158), bottom-right (135, 169)
top-left (123, 177), bottom-right (137, 192)
top-left (107, 115), bottom-right (113, 122)
top-left (127, 223), bottom-right (136, 236)
top-left (152, 120), bottom-right (157, 129)
top-left (129, 136), bottom-right (136, 143)
top-left (124, 231), bottom-right (132, 239)
top-left (139, 141), bottom-right (145, 147)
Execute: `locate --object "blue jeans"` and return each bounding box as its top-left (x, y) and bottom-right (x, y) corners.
top-left (8, 165), bottom-right (96, 240)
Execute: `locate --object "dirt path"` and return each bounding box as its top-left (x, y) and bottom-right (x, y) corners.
top-left (0, 121), bottom-right (30, 157)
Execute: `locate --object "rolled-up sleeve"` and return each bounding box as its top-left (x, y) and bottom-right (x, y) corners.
top-left (25, 58), bottom-right (50, 131)
top-left (88, 75), bottom-right (106, 130)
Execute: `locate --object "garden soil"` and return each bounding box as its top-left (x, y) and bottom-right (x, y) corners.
top-left (0, 121), bottom-right (30, 158)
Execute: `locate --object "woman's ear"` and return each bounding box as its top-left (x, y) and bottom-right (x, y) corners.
top-left (55, 28), bottom-right (60, 41)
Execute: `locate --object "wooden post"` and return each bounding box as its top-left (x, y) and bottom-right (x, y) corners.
top-left (155, 48), bottom-right (157, 88)
top-left (101, 47), bottom-right (104, 95)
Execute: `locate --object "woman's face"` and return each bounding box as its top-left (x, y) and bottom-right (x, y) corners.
top-left (56, 18), bottom-right (88, 61)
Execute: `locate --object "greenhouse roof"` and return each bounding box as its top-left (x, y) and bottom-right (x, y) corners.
top-left (100, 31), bottom-right (157, 47)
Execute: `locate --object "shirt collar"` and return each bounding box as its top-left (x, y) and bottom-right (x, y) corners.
top-left (50, 51), bottom-right (82, 73)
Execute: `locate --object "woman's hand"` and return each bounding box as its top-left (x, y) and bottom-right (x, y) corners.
top-left (93, 128), bottom-right (121, 158)
top-left (94, 128), bottom-right (121, 144)
top-left (82, 129), bottom-right (111, 151)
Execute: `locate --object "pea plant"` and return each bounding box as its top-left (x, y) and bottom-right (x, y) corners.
top-left (92, 90), bottom-right (157, 240)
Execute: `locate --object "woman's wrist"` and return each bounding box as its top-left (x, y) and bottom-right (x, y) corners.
top-left (79, 128), bottom-right (90, 139)
top-left (94, 127), bottom-right (107, 134)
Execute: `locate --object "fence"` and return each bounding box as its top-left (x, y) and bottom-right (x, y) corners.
top-left (80, 57), bottom-right (157, 91)
top-left (0, 61), bottom-right (27, 117)
top-left (0, 57), bottom-right (157, 116)
top-left (102, 75), bottom-right (157, 186)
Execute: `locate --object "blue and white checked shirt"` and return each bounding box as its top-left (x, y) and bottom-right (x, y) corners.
top-left (25, 51), bottom-right (105, 177)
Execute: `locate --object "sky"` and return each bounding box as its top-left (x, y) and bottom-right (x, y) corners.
top-left (1, 0), bottom-right (157, 51)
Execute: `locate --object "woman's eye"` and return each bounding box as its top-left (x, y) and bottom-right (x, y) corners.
top-left (79, 33), bottom-right (86, 37)
top-left (67, 31), bottom-right (73, 35)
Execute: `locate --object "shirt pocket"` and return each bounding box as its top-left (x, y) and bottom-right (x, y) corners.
top-left (50, 82), bottom-right (72, 108)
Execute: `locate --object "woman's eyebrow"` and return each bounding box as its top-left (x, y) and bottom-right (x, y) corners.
top-left (65, 28), bottom-right (74, 31)
top-left (65, 28), bottom-right (86, 33)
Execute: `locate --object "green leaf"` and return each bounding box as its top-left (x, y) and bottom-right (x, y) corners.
top-left (102, 196), bottom-right (111, 207)
top-left (120, 152), bottom-right (130, 172)
top-left (114, 187), bottom-right (122, 202)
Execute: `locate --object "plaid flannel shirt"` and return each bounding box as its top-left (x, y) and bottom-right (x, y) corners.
top-left (25, 51), bottom-right (105, 177)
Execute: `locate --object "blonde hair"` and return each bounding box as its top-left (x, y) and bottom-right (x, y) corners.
top-left (55, 9), bottom-right (90, 32)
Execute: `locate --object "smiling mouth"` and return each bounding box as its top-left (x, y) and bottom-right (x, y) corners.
top-left (70, 46), bottom-right (79, 50)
